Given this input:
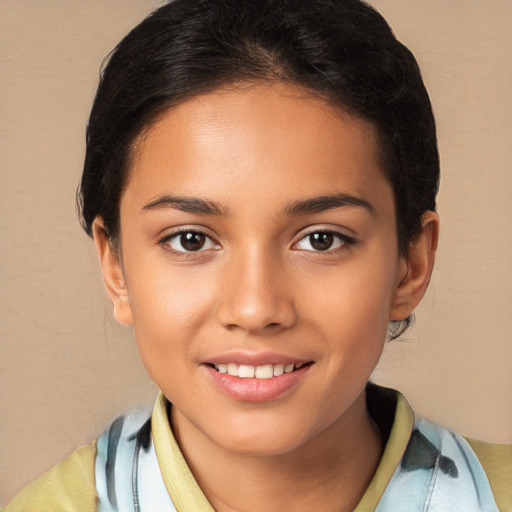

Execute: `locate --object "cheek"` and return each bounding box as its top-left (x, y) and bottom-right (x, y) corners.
top-left (303, 257), bottom-right (396, 328)
top-left (300, 254), bottom-right (397, 381)
top-left (123, 260), bottom-right (215, 371)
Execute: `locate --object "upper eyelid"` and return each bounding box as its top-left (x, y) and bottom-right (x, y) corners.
top-left (294, 226), bottom-right (355, 241)
top-left (159, 226), bottom-right (216, 240)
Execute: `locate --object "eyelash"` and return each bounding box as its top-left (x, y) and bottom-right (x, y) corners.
top-left (157, 228), bottom-right (357, 258)
top-left (158, 228), bottom-right (220, 258)
top-left (292, 229), bottom-right (357, 254)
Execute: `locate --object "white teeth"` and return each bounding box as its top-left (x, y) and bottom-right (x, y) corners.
top-left (213, 362), bottom-right (306, 378)
top-left (273, 364), bottom-right (285, 377)
top-left (255, 364), bottom-right (274, 379)
top-left (226, 363), bottom-right (239, 376)
top-left (238, 364), bottom-right (255, 378)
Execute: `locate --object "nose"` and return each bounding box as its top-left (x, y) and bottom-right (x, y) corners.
top-left (216, 248), bottom-right (297, 334)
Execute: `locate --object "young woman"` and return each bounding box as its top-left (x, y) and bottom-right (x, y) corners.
top-left (6, 0), bottom-right (510, 511)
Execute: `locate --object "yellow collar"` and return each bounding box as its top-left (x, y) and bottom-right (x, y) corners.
top-left (151, 385), bottom-right (414, 512)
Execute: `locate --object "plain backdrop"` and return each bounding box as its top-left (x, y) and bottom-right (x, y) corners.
top-left (1, 0), bottom-right (511, 505)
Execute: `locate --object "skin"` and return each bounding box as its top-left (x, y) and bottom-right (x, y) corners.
top-left (94, 82), bottom-right (438, 511)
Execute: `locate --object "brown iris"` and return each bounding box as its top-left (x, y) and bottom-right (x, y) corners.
top-left (308, 232), bottom-right (335, 251)
top-left (179, 232), bottom-right (207, 251)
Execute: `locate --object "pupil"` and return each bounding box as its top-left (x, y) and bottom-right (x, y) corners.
top-left (181, 232), bottom-right (205, 251)
top-left (310, 233), bottom-right (333, 251)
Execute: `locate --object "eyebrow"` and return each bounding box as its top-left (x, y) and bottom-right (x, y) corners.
top-left (141, 192), bottom-right (374, 217)
top-left (142, 195), bottom-right (227, 216)
top-left (283, 192), bottom-right (375, 216)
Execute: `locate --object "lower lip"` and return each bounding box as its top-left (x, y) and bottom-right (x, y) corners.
top-left (204, 365), bottom-right (311, 402)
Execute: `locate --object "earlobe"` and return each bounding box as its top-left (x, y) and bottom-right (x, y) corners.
top-left (389, 211), bottom-right (439, 321)
top-left (92, 218), bottom-right (134, 326)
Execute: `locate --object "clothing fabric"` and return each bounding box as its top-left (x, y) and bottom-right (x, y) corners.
top-left (6, 385), bottom-right (512, 512)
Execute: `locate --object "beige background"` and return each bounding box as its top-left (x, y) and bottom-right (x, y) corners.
top-left (1, 0), bottom-right (511, 505)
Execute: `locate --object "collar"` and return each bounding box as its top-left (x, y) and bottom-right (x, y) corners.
top-left (151, 384), bottom-right (415, 512)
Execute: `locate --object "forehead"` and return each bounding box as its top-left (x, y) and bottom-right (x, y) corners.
top-left (125, 82), bottom-right (391, 216)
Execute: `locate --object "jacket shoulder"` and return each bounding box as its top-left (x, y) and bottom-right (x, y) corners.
top-left (5, 441), bottom-right (97, 512)
top-left (465, 437), bottom-right (512, 512)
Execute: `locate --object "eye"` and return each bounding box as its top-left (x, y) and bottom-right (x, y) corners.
top-left (164, 230), bottom-right (219, 253)
top-left (294, 231), bottom-right (354, 252)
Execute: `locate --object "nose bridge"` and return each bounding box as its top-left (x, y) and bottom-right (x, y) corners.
top-left (217, 242), bottom-right (295, 333)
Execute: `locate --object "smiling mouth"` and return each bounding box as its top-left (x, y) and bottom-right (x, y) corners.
top-left (207, 362), bottom-right (313, 379)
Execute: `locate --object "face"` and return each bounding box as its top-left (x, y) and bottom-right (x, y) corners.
top-left (101, 82), bottom-right (413, 456)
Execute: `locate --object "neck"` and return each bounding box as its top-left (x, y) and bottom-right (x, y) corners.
top-left (171, 390), bottom-right (383, 512)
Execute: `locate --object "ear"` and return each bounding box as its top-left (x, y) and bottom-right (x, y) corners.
top-left (389, 211), bottom-right (439, 321)
top-left (92, 218), bottom-right (133, 326)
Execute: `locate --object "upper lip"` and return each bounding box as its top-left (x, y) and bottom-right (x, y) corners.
top-left (203, 350), bottom-right (313, 367)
